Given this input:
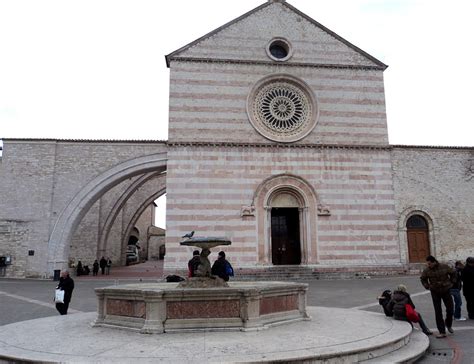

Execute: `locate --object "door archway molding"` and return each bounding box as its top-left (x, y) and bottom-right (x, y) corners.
top-left (398, 206), bottom-right (436, 263)
top-left (253, 174), bottom-right (318, 265)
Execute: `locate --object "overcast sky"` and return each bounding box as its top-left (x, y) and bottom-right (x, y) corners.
top-left (1, 0), bottom-right (473, 147)
top-left (1, 1), bottom-right (473, 228)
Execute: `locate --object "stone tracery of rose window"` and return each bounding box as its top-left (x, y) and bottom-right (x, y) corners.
top-left (247, 75), bottom-right (318, 143)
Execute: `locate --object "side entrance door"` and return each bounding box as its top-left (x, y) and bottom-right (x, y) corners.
top-left (271, 208), bottom-right (301, 265)
top-left (406, 215), bottom-right (430, 263)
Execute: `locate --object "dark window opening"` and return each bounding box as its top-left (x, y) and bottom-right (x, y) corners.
top-left (406, 215), bottom-right (428, 229)
top-left (270, 43), bottom-right (288, 59)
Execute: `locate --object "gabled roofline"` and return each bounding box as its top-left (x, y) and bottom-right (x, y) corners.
top-left (165, 0), bottom-right (387, 70)
top-left (165, 1), bottom-right (271, 68)
top-left (282, 1), bottom-right (387, 70)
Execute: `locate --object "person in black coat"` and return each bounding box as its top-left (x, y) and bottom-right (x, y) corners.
top-left (55, 270), bottom-right (74, 315)
top-left (461, 257), bottom-right (474, 319)
top-left (211, 251), bottom-right (233, 282)
top-left (387, 284), bottom-right (432, 336)
top-left (92, 260), bottom-right (99, 276)
top-left (76, 260), bottom-right (83, 276)
top-left (99, 257), bottom-right (107, 275)
top-left (188, 250), bottom-right (201, 277)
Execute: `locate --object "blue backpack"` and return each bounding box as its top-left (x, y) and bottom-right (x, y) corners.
top-left (225, 261), bottom-right (234, 277)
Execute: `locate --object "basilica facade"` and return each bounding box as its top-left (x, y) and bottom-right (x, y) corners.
top-left (0, 0), bottom-right (472, 278)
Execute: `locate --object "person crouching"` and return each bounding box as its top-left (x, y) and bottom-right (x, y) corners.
top-left (387, 284), bottom-right (432, 336)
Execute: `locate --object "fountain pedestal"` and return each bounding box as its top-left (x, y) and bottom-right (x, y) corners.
top-left (94, 281), bottom-right (309, 333)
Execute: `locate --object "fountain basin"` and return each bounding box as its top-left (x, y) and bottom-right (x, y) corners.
top-left (94, 281), bottom-right (309, 334)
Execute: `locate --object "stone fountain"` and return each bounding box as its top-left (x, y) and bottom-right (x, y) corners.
top-left (178, 236), bottom-right (231, 288)
top-left (93, 236), bottom-right (309, 334)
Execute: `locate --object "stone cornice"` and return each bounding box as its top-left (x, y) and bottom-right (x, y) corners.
top-left (391, 144), bottom-right (474, 151)
top-left (168, 57), bottom-right (385, 71)
top-left (2, 138), bottom-right (167, 145)
top-left (168, 141), bottom-right (392, 151)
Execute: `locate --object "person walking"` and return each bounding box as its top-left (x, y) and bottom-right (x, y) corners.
top-left (211, 251), bottom-right (233, 282)
top-left (105, 258), bottom-right (112, 275)
top-left (420, 255), bottom-right (456, 338)
top-left (55, 270), bottom-right (74, 315)
top-left (461, 257), bottom-right (474, 319)
top-left (451, 261), bottom-right (466, 321)
top-left (92, 259), bottom-right (99, 276)
top-left (386, 284), bottom-right (432, 336)
top-left (99, 256), bottom-right (107, 275)
top-left (188, 250), bottom-right (201, 277)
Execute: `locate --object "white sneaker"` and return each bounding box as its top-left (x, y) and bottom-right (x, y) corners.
top-left (454, 317), bottom-right (467, 321)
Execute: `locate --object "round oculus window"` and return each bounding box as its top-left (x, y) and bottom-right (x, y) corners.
top-left (247, 75), bottom-right (318, 143)
top-left (266, 38), bottom-right (292, 62)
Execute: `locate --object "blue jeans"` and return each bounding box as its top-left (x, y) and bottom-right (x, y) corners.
top-left (450, 288), bottom-right (463, 319)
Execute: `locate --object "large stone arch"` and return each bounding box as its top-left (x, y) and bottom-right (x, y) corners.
top-left (253, 174), bottom-right (319, 265)
top-left (398, 206), bottom-right (437, 264)
top-left (98, 171), bottom-right (166, 258)
top-left (47, 153), bottom-right (167, 274)
top-left (120, 189), bottom-right (166, 263)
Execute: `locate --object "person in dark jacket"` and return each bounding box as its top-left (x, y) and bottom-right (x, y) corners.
top-left (76, 260), bottom-right (83, 276)
top-left (461, 257), bottom-right (474, 319)
top-left (211, 251), bottom-right (232, 282)
top-left (188, 250), bottom-right (201, 277)
top-left (420, 255), bottom-right (456, 338)
top-left (55, 270), bottom-right (74, 315)
top-left (451, 261), bottom-right (466, 321)
top-left (105, 258), bottom-right (112, 275)
top-left (378, 290), bottom-right (393, 317)
top-left (99, 256), bottom-right (107, 275)
top-left (92, 260), bottom-right (99, 276)
top-left (387, 284), bottom-right (432, 336)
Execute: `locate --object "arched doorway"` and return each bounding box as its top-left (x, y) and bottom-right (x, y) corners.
top-left (406, 215), bottom-right (430, 263)
top-left (253, 174), bottom-right (318, 265)
top-left (269, 191), bottom-right (302, 265)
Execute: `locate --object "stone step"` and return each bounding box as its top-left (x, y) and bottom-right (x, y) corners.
top-left (360, 329), bottom-right (429, 363)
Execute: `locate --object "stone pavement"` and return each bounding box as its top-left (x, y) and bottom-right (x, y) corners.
top-left (0, 307), bottom-right (425, 363)
top-left (76, 260), bottom-right (165, 279)
top-left (1, 265), bottom-right (473, 363)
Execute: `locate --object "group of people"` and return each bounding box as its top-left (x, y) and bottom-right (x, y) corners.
top-left (188, 250), bottom-right (234, 281)
top-left (380, 255), bottom-right (474, 339)
top-left (76, 257), bottom-right (112, 276)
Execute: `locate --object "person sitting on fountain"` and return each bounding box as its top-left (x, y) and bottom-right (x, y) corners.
top-left (211, 251), bottom-right (234, 282)
top-left (188, 250), bottom-right (201, 277)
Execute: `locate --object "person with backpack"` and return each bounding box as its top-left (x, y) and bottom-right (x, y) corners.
top-left (386, 284), bottom-right (432, 336)
top-left (188, 250), bottom-right (201, 277)
top-left (211, 251), bottom-right (234, 282)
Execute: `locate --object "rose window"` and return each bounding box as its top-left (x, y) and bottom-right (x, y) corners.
top-left (247, 75), bottom-right (318, 143)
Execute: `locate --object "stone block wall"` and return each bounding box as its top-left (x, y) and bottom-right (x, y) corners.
top-left (392, 147), bottom-right (474, 262)
top-left (0, 139), bottom-right (167, 277)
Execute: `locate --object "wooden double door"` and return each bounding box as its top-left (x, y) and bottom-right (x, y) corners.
top-left (271, 208), bottom-right (301, 265)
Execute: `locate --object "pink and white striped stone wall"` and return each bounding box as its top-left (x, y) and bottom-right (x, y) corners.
top-left (165, 145), bottom-right (400, 270)
top-left (169, 62), bottom-right (388, 146)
